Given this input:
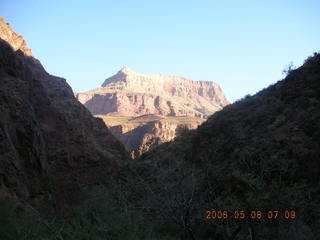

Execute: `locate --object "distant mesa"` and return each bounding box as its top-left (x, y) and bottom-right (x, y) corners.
top-left (76, 68), bottom-right (230, 118)
top-left (76, 68), bottom-right (230, 157)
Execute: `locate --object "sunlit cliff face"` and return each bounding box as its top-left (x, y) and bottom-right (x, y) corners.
top-left (76, 67), bottom-right (230, 118)
top-left (0, 16), bottom-right (33, 56)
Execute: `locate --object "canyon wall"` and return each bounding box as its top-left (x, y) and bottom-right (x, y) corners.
top-left (76, 67), bottom-right (229, 118)
top-left (0, 17), bottom-right (129, 212)
top-left (76, 67), bottom-right (229, 157)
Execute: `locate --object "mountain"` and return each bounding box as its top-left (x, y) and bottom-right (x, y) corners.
top-left (0, 17), bottom-right (129, 213)
top-left (76, 67), bottom-right (229, 158)
top-left (132, 52), bottom-right (320, 239)
top-left (1, 15), bottom-right (319, 240)
top-left (76, 67), bottom-right (229, 118)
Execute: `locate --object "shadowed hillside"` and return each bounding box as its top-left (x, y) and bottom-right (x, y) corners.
top-left (0, 21), bottom-right (129, 215)
top-left (1, 26), bottom-right (318, 236)
top-left (123, 52), bottom-right (320, 239)
top-left (1, 15), bottom-right (319, 240)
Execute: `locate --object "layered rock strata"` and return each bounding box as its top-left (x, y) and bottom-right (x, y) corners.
top-left (97, 114), bottom-right (205, 158)
top-left (76, 67), bottom-right (229, 118)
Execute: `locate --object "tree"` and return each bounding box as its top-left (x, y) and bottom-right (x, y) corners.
top-left (282, 61), bottom-right (296, 76)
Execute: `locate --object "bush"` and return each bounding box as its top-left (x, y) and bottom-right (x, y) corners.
top-left (282, 61), bottom-right (296, 76)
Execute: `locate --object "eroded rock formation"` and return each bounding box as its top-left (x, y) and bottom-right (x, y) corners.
top-left (0, 17), bottom-right (129, 212)
top-left (76, 67), bottom-right (229, 118)
top-left (0, 16), bottom-right (32, 56)
top-left (76, 67), bottom-right (229, 158)
top-left (97, 114), bottom-right (205, 158)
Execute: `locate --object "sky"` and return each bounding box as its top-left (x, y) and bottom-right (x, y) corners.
top-left (1, 0), bottom-right (320, 102)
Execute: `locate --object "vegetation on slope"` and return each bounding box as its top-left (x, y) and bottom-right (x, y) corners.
top-left (136, 52), bottom-right (320, 239)
top-left (1, 52), bottom-right (319, 240)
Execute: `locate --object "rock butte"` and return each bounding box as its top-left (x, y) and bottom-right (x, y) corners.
top-left (76, 67), bottom-right (229, 118)
top-left (76, 67), bottom-right (230, 157)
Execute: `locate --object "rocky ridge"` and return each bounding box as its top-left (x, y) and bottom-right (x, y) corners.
top-left (76, 67), bottom-right (229, 157)
top-left (76, 67), bottom-right (229, 118)
top-left (0, 17), bottom-right (129, 212)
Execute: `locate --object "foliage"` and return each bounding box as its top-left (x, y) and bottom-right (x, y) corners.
top-left (282, 61), bottom-right (296, 76)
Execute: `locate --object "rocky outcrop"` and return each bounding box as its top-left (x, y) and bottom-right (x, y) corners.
top-left (97, 114), bottom-right (204, 158)
top-left (0, 20), bottom-right (129, 212)
top-left (0, 17), bottom-right (32, 56)
top-left (76, 67), bottom-right (229, 118)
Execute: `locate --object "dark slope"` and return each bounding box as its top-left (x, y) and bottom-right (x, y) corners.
top-left (0, 39), bottom-right (129, 212)
top-left (131, 53), bottom-right (320, 239)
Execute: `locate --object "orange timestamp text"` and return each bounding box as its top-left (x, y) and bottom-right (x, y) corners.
top-left (205, 210), bottom-right (296, 220)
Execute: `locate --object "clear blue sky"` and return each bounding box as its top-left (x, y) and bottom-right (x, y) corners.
top-left (1, 0), bottom-right (319, 102)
